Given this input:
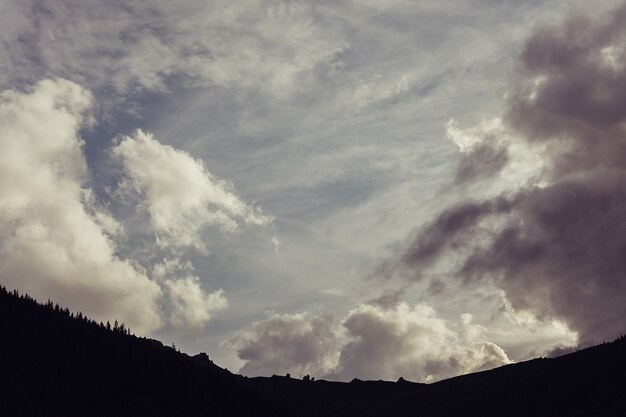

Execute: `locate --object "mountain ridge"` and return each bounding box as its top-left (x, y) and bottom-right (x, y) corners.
top-left (1, 285), bottom-right (624, 416)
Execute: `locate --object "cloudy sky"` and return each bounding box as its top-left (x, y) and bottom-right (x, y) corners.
top-left (2, 0), bottom-right (625, 382)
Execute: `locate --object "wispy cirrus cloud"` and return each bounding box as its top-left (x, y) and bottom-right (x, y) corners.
top-left (0, 0), bottom-right (349, 101)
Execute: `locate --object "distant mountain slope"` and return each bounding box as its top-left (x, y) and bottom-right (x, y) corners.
top-left (1, 286), bottom-right (624, 416)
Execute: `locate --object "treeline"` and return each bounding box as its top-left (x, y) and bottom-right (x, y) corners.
top-left (1, 286), bottom-right (133, 336)
top-left (0, 285), bottom-right (282, 417)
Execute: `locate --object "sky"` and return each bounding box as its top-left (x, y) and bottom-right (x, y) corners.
top-left (1, 0), bottom-right (625, 383)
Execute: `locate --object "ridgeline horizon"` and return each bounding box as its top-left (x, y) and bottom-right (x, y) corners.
top-left (1, 285), bottom-right (624, 416)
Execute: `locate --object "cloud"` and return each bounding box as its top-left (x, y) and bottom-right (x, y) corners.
top-left (225, 311), bottom-right (339, 378)
top-left (446, 118), bottom-right (551, 191)
top-left (454, 142), bottom-right (508, 184)
top-left (399, 3), bottom-right (626, 345)
top-left (227, 302), bottom-right (511, 382)
top-left (0, 79), bottom-right (272, 334)
top-left (164, 277), bottom-right (228, 329)
top-left (111, 130), bottom-right (271, 252)
top-left (0, 79), bottom-right (162, 333)
top-left (492, 291), bottom-right (578, 360)
top-left (2, 0), bottom-right (603, 372)
top-left (401, 197), bottom-right (513, 275)
top-left (334, 303), bottom-right (510, 382)
top-left (0, 0), bottom-right (349, 101)
top-left (151, 257), bottom-right (228, 330)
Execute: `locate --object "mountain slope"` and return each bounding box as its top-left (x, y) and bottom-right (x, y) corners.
top-left (0, 287), bottom-right (283, 417)
top-left (1, 286), bottom-right (624, 416)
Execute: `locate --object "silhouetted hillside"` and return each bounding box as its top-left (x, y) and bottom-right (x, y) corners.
top-left (0, 286), bottom-right (282, 417)
top-left (1, 286), bottom-right (624, 416)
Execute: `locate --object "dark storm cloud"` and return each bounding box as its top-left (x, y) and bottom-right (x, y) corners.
top-left (403, 197), bottom-right (513, 270)
top-left (459, 174), bottom-right (626, 343)
top-left (402, 3), bottom-right (626, 345)
top-left (507, 5), bottom-right (626, 176)
top-left (454, 142), bottom-right (509, 184)
top-left (366, 289), bottom-right (406, 308)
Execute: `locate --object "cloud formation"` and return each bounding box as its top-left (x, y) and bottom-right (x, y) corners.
top-left (0, 79), bottom-right (274, 334)
top-left (164, 277), bottom-right (228, 329)
top-left (226, 311), bottom-right (339, 378)
top-left (0, 0), bottom-right (348, 101)
top-left (335, 303), bottom-right (510, 382)
top-left (0, 79), bottom-right (162, 333)
top-left (228, 302), bottom-right (510, 382)
top-left (1, 0), bottom-right (609, 374)
top-left (400, 4), bottom-right (626, 345)
top-left (111, 130), bottom-right (270, 252)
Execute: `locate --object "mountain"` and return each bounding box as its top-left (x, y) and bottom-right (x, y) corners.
top-left (0, 286), bottom-right (624, 416)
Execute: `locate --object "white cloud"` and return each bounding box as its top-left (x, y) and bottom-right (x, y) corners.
top-left (152, 257), bottom-right (227, 329)
top-left (271, 235), bottom-right (281, 257)
top-left (335, 302), bottom-right (511, 382)
top-left (164, 276), bottom-right (228, 329)
top-left (0, 79), bottom-right (162, 333)
top-left (487, 291), bottom-right (579, 360)
top-left (111, 130), bottom-right (271, 252)
top-left (227, 302), bottom-right (511, 382)
top-left (0, 79), bottom-right (258, 335)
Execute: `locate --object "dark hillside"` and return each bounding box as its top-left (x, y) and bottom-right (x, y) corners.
top-left (1, 286), bottom-right (625, 416)
top-left (0, 286), bottom-right (282, 417)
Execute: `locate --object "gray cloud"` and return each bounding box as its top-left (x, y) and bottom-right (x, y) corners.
top-left (225, 311), bottom-right (339, 378)
top-left (507, 5), bottom-right (626, 176)
top-left (402, 197), bottom-right (513, 271)
top-left (460, 175), bottom-right (626, 344)
top-left (401, 3), bottom-right (626, 345)
top-left (454, 142), bottom-right (509, 184)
